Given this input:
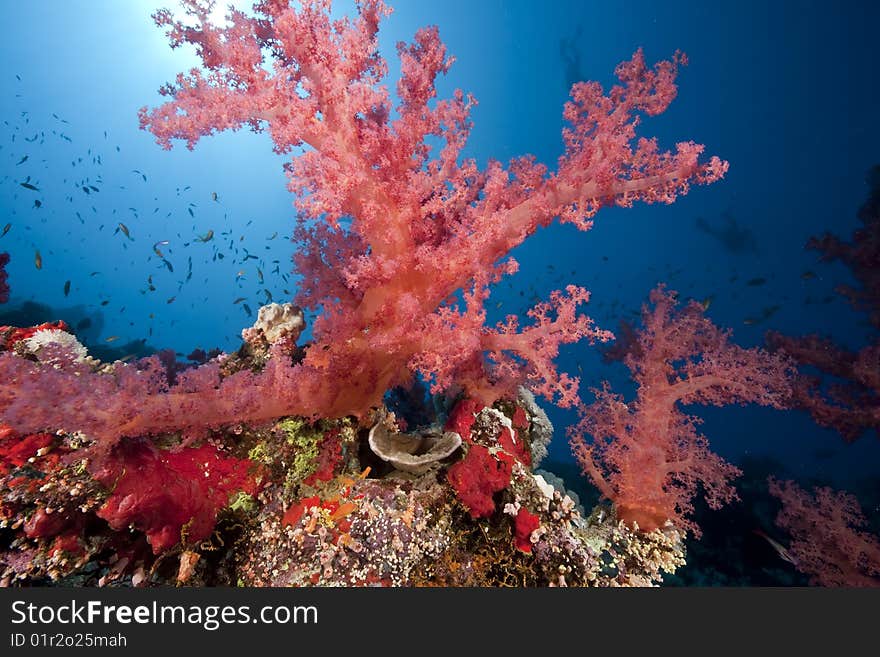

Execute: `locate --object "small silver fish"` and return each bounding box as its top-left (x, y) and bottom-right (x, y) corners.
top-left (753, 529), bottom-right (798, 566)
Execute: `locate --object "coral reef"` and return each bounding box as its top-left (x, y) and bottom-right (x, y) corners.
top-left (0, 323), bottom-right (684, 587)
top-left (3, 2), bottom-right (875, 588)
top-left (0, 0), bottom-right (734, 587)
top-left (239, 392), bottom-right (685, 587)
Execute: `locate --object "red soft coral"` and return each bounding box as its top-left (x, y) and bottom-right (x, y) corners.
top-left (447, 445), bottom-right (513, 519)
top-left (569, 286), bottom-right (794, 535)
top-left (513, 507), bottom-right (541, 553)
top-left (444, 398), bottom-right (481, 438)
top-left (94, 441), bottom-right (258, 554)
top-left (445, 397), bottom-right (534, 518)
top-left (0, 430), bottom-right (55, 476)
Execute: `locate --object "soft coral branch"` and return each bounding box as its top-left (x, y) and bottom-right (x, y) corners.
top-left (481, 285), bottom-right (613, 407)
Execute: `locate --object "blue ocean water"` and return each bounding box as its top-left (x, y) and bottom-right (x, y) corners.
top-left (1, 1), bottom-right (878, 582)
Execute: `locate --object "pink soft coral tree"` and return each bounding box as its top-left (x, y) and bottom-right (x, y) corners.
top-left (0, 0), bottom-right (726, 450)
top-left (569, 286), bottom-right (794, 535)
top-left (768, 477), bottom-right (880, 587)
